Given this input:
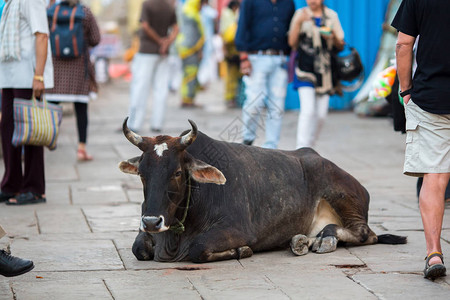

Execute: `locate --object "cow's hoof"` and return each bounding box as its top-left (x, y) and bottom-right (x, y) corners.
top-left (313, 236), bottom-right (338, 254)
top-left (290, 234), bottom-right (309, 256)
top-left (237, 246), bottom-right (253, 259)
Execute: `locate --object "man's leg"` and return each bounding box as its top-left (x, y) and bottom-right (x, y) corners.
top-left (242, 55), bottom-right (268, 145)
top-left (264, 56), bottom-right (287, 149)
top-left (420, 172), bottom-right (450, 265)
top-left (128, 53), bottom-right (157, 131)
top-left (151, 56), bottom-right (170, 131)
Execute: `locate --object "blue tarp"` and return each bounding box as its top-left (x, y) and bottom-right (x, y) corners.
top-left (0, 0), bottom-right (5, 20)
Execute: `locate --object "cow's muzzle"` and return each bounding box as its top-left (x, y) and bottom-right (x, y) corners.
top-left (141, 216), bottom-right (169, 233)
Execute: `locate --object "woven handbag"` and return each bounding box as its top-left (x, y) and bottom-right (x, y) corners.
top-left (12, 97), bottom-right (63, 150)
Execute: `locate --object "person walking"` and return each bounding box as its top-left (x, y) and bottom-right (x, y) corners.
top-left (235, 0), bottom-right (295, 149)
top-left (0, 224), bottom-right (34, 277)
top-left (197, 0), bottom-right (218, 87)
top-left (0, 0), bottom-right (54, 205)
top-left (288, 0), bottom-right (344, 149)
top-left (126, 0), bottom-right (178, 133)
top-left (45, 0), bottom-right (100, 161)
top-left (176, 0), bottom-right (204, 108)
top-left (392, 0), bottom-right (450, 280)
top-left (220, 0), bottom-right (241, 109)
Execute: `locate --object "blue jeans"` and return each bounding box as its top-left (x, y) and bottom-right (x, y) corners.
top-left (242, 54), bottom-right (288, 149)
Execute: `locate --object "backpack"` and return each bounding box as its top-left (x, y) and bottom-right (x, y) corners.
top-left (47, 2), bottom-right (85, 59)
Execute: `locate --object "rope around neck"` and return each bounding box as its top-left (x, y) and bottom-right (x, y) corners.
top-left (169, 176), bottom-right (191, 234)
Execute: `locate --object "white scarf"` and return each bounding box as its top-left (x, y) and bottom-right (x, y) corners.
top-left (0, 0), bottom-right (21, 61)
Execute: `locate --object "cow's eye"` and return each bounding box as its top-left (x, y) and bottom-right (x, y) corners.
top-left (175, 171), bottom-right (182, 177)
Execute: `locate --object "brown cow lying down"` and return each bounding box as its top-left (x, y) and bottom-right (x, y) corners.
top-left (119, 118), bottom-right (406, 263)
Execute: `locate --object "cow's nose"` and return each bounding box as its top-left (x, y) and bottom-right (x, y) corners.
top-left (142, 216), bottom-right (165, 232)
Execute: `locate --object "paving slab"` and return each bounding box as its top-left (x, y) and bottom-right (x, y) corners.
top-left (36, 207), bottom-right (91, 234)
top-left (105, 271), bottom-right (201, 300)
top-left (10, 278), bottom-right (112, 300)
top-left (0, 281), bottom-right (12, 300)
top-left (353, 273), bottom-right (450, 299)
top-left (188, 270), bottom-right (290, 300)
top-left (349, 231), bottom-right (450, 273)
top-left (0, 207), bottom-right (39, 237)
top-left (265, 269), bottom-right (378, 300)
top-left (82, 203), bottom-right (140, 219)
top-left (70, 181), bottom-right (128, 205)
top-left (44, 182), bottom-right (72, 205)
top-left (10, 239), bottom-right (124, 272)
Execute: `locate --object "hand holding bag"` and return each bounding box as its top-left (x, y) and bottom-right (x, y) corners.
top-left (12, 96), bottom-right (63, 150)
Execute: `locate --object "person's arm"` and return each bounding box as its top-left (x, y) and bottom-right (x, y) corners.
top-left (331, 12), bottom-right (345, 50)
top-left (395, 31), bottom-right (416, 104)
top-left (33, 32), bottom-right (48, 98)
top-left (235, 0), bottom-right (252, 75)
top-left (160, 23), bottom-right (179, 55)
top-left (142, 21), bottom-right (163, 45)
top-left (288, 9), bottom-right (307, 50)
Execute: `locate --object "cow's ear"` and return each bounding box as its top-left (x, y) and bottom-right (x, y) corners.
top-left (187, 158), bottom-right (226, 185)
top-left (118, 156), bottom-right (140, 175)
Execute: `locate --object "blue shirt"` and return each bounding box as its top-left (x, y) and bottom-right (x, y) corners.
top-left (235, 0), bottom-right (295, 52)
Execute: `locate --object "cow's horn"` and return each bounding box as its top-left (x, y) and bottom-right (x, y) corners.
top-left (180, 119), bottom-right (198, 146)
top-left (123, 117), bottom-right (143, 147)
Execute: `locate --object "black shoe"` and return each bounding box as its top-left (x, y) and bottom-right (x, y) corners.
top-left (0, 250), bottom-right (34, 277)
top-left (243, 140), bottom-right (253, 146)
top-left (0, 191), bottom-right (16, 203)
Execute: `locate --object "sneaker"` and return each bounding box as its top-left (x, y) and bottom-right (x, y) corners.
top-left (0, 250), bottom-right (34, 277)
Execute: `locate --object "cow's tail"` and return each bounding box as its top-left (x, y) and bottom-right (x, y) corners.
top-left (377, 234), bottom-right (407, 244)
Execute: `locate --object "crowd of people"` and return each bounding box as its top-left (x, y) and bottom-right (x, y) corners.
top-left (0, 0), bottom-right (448, 281)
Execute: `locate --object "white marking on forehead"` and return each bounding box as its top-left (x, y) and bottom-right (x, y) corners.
top-left (154, 143), bottom-right (169, 157)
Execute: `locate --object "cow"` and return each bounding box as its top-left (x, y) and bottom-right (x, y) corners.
top-left (119, 118), bottom-right (406, 263)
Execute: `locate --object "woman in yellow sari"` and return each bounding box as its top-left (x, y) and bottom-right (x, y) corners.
top-left (176, 0), bottom-right (205, 108)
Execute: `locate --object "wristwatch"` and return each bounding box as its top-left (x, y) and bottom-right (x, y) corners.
top-left (400, 88), bottom-right (411, 97)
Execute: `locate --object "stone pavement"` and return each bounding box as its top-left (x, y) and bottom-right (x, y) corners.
top-left (0, 78), bottom-right (449, 300)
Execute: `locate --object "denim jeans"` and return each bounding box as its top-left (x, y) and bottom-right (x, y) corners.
top-left (128, 53), bottom-right (170, 131)
top-left (242, 54), bottom-right (288, 149)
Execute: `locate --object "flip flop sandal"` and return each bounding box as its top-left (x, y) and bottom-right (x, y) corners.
top-left (6, 192), bottom-right (46, 206)
top-left (0, 191), bottom-right (17, 202)
top-left (77, 149), bottom-right (93, 161)
top-left (424, 252), bottom-right (447, 280)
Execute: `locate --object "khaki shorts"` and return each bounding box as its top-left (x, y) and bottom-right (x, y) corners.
top-left (404, 100), bottom-right (450, 177)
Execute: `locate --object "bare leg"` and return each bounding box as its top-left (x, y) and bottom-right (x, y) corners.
top-left (419, 173), bottom-right (450, 265)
